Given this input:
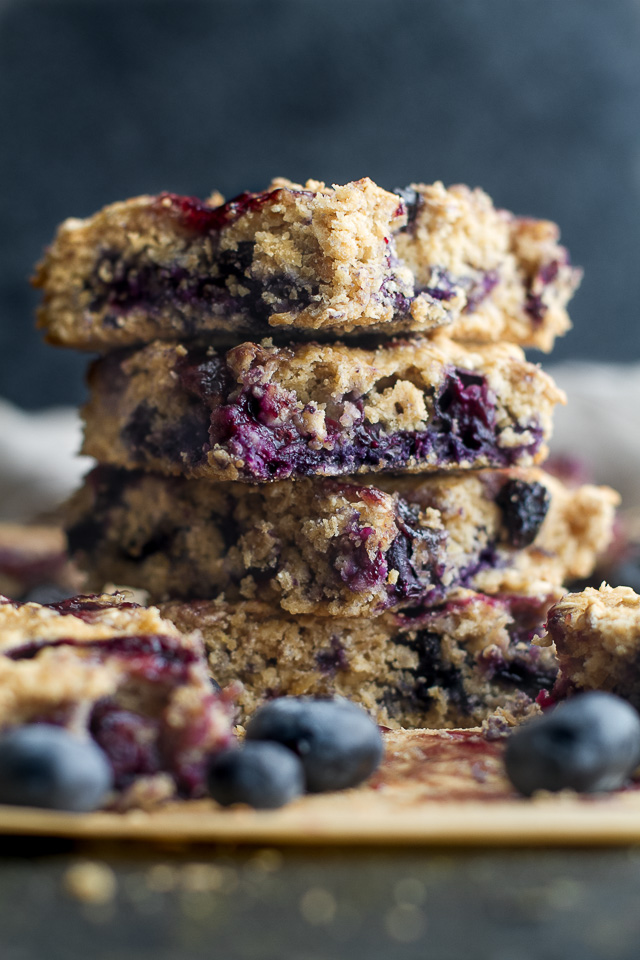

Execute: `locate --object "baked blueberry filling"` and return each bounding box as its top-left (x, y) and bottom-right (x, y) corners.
top-left (332, 519), bottom-right (388, 594)
top-left (47, 595), bottom-right (141, 622)
top-left (6, 632), bottom-right (200, 670)
top-left (382, 628), bottom-right (471, 719)
top-left (496, 478), bottom-right (550, 548)
top-left (326, 501), bottom-right (445, 606)
top-left (523, 259), bottom-right (563, 324)
top-left (157, 188), bottom-right (315, 234)
top-left (315, 637), bottom-right (349, 675)
top-left (463, 270), bottom-right (500, 313)
top-left (88, 185), bottom-right (411, 332)
top-left (386, 500), bottom-right (447, 604)
top-left (385, 595), bottom-right (554, 720)
top-left (394, 186), bottom-right (422, 228)
top-left (90, 703), bottom-right (162, 787)
top-left (419, 267), bottom-right (460, 303)
top-left (524, 291), bottom-right (547, 323)
top-left (66, 467), bottom-right (550, 611)
top-left (91, 245), bottom-right (318, 332)
top-left (122, 400), bottom-right (210, 467)
top-left (118, 354), bottom-right (543, 481)
top-left (487, 652), bottom-right (556, 698)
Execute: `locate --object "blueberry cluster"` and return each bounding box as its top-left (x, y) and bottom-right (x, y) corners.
top-left (208, 698), bottom-right (384, 809)
top-left (0, 697), bottom-right (383, 813)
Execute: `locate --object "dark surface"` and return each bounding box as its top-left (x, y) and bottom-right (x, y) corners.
top-left (2, 838), bottom-right (640, 959)
top-left (2, 0), bottom-right (640, 408)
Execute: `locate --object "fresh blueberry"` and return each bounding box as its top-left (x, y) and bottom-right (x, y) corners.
top-left (207, 742), bottom-right (304, 809)
top-left (209, 677), bottom-right (222, 693)
top-left (245, 697), bottom-right (384, 793)
top-left (0, 725), bottom-right (113, 811)
top-left (505, 692), bottom-right (640, 796)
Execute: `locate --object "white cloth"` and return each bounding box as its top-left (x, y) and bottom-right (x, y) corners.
top-left (0, 400), bottom-right (91, 521)
top-left (548, 363), bottom-right (640, 508)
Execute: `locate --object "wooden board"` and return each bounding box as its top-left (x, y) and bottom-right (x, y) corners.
top-left (1, 728), bottom-right (640, 846)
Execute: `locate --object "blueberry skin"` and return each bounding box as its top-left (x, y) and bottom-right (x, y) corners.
top-left (0, 725), bottom-right (113, 811)
top-left (207, 742), bottom-right (304, 809)
top-left (505, 692), bottom-right (640, 796)
top-left (245, 697), bottom-right (384, 793)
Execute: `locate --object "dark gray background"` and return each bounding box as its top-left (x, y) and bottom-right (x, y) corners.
top-left (2, 0), bottom-right (639, 409)
top-left (3, 840), bottom-right (640, 960)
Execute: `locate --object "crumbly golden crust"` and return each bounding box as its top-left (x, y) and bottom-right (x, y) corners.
top-left (396, 182), bottom-right (581, 352)
top-left (66, 468), bottom-right (618, 616)
top-left (541, 584), bottom-right (640, 707)
top-left (0, 594), bottom-right (234, 802)
top-left (34, 178), bottom-right (578, 351)
top-left (160, 589), bottom-right (560, 727)
top-left (0, 592), bottom-right (183, 651)
top-left (82, 335), bottom-right (564, 481)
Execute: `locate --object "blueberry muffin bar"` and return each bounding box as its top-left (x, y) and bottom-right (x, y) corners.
top-left (34, 178), bottom-right (579, 350)
top-left (540, 584), bottom-right (640, 708)
top-left (82, 336), bottom-right (564, 482)
top-left (0, 593), bottom-right (235, 805)
top-left (161, 588), bottom-right (560, 728)
top-left (66, 466), bottom-right (617, 616)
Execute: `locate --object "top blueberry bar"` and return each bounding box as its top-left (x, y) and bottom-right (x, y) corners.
top-left (34, 178), bottom-right (581, 352)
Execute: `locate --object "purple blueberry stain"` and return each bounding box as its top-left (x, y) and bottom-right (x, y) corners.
top-left (383, 628), bottom-right (471, 719)
top-left (421, 267), bottom-right (460, 303)
top-left (384, 594), bottom-right (553, 720)
top-left (463, 269), bottom-right (500, 313)
top-left (90, 702), bottom-right (162, 789)
top-left (524, 292), bottom-right (547, 323)
top-left (480, 645), bottom-right (557, 699)
top-left (523, 259), bottom-right (563, 324)
top-left (332, 517), bottom-right (389, 594)
top-left (315, 637), bottom-right (349, 674)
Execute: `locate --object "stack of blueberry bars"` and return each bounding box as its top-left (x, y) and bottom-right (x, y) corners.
top-left (0, 176), bottom-right (631, 813)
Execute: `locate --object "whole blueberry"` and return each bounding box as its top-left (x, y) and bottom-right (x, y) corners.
top-left (207, 742), bottom-right (304, 809)
top-left (505, 692), bottom-right (640, 796)
top-left (496, 479), bottom-right (550, 549)
top-left (0, 725), bottom-right (113, 811)
top-left (245, 697), bottom-right (384, 793)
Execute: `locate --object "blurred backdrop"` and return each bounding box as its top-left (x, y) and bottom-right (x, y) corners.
top-left (1, 0), bottom-right (640, 409)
